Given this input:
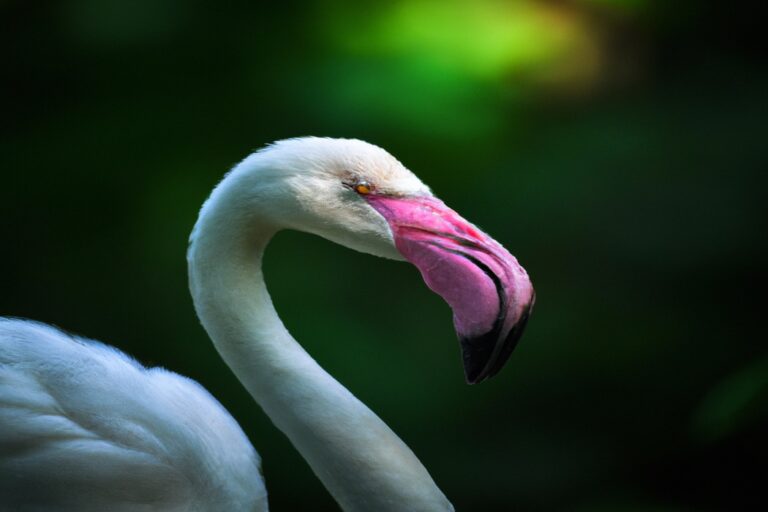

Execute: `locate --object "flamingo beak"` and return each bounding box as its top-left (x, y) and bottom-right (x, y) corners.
top-left (366, 194), bottom-right (535, 384)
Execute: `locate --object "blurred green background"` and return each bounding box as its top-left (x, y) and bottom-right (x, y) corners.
top-left (1, 1), bottom-right (765, 510)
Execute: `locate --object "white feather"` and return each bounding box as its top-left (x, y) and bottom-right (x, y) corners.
top-left (0, 318), bottom-right (266, 512)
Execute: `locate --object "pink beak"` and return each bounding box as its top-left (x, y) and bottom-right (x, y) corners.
top-left (366, 194), bottom-right (534, 384)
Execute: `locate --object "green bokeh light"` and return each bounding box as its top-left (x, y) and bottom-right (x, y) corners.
top-left (329, 0), bottom-right (582, 80)
top-left (315, 0), bottom-right (603, 136)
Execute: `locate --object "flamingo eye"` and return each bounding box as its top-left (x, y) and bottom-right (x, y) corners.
top-left (344, 178), bottom-right (374, 195)
top-left (354, 182), bottom-right (372, 195)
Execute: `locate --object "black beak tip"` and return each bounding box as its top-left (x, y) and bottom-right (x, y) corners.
top-left (460, 298), bottom-right (534, 385)
top-left (461, 340), bottom-right (490, 385)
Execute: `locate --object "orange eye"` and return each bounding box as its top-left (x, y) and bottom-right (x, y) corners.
top-left (354, 182), bottom-right (372, 195)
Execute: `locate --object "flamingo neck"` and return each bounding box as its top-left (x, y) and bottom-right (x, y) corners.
top-left (187, 169), bottom-right (453, 511)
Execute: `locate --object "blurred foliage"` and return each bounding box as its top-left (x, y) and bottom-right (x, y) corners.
top-left (1, 0), bottom-right (765, 510)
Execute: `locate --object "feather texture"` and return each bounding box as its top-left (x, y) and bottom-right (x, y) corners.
top-left (0, 318), bottom-right (267, 512)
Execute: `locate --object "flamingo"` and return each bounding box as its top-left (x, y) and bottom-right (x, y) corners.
top-left (0, 137), bottom-right (534, 511)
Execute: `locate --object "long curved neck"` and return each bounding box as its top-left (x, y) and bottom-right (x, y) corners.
top-left (188, 170), bottom-right (453, 512)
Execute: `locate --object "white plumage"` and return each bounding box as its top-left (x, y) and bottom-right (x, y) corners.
top-left (0, 318), bottom-right (266, 511)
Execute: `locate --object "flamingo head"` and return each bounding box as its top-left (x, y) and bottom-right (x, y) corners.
top-left (244, 137), bottom-right (535, 384)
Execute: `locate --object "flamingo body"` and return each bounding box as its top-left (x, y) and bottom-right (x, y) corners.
top-left (0, 318), bottom-right (266, 512)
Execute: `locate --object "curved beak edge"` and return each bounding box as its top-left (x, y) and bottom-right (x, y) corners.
top-left (461, 295), bottom-right (534, 384)
top-left (365, 193), bottom-right (535, 384)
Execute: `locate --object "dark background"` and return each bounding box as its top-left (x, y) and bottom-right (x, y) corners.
top-left (1, 1), bottom-right (766, 510)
